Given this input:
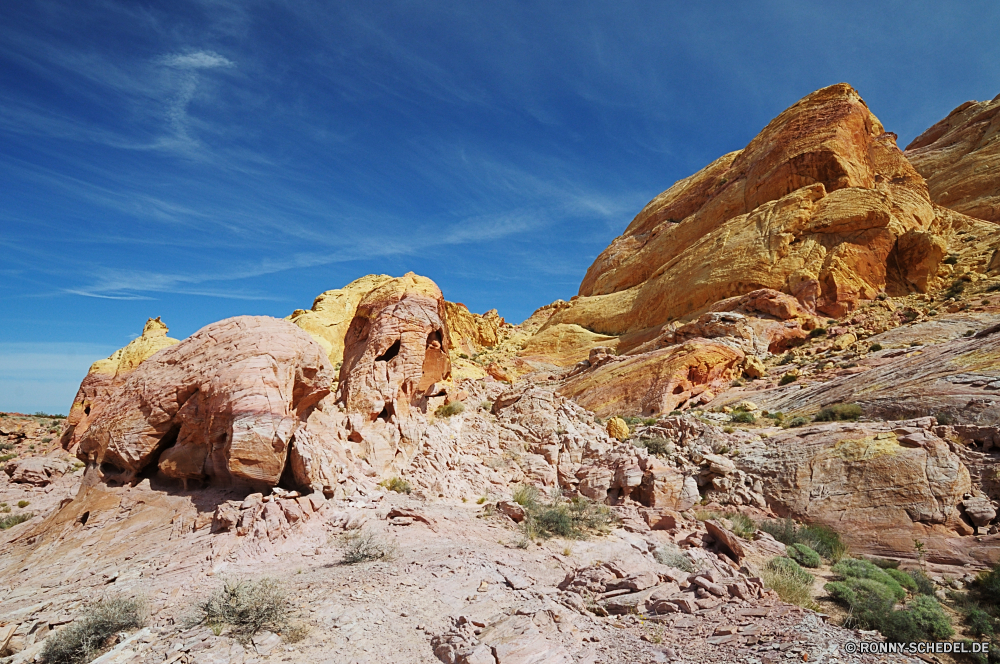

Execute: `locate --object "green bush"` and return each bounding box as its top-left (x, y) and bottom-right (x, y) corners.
top-left (731, 411), bottom-right (756, 424)
top-left (909, 568), bottom-right (937, 596)
top-left (41, 595), bottom-right (146, 663)
top-left (787, 543), bottom-right (821, 568)
top-left (763, 557), bottom-right (815, 608)
top-left (813, 403), bottom-right (863, 422)
top-left (521, 496), bottom-right (617, 540)
top-left (638, 437), bottom-right (674, 457)
top-left (885, 568), bottom-right (918, 593)
top-left (435, 401), bottom-right (465, 418)
top-left (757, 518), bottom-right (847, 561)
top-left (787, 416), bottom-right (808, 428)
top-left (779, 374), bottom-right (798, 386)
top-left (883, 595), bottom-right (953, 642)
top-left (832, 558), bottom-right (905, 600)
top-left (512, 484), bottom-right (540, 508)
top-left (0, 512), bottom-right (33, 530)
top-left (728, 513), bottom-right (756, 539)
top-left (826, 577), bottom-right (897, 629)
top-left (17, 500), bottom-right (29, 508)
top-left (196, 577), bottom-right (288, 641)
top-left (869, 343), bottom-right (883, 352)
top-left (808, 328), bottom-right (827, 338)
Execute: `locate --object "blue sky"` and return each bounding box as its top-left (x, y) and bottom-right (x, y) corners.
top-left (2, 1), bottom-right (999, 414)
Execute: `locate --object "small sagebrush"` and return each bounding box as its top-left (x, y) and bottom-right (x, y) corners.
top-left (341, 528), bottom-right (398, 564)
top-left (435, 401), bottom-right (465, 418)
top-left (41, 595), bottom-right (146, 664)
top-left (787, 543), bottom-right (821, 568)
top-left (655, 545), bottom-right (695, 572)
top-left (380, 477), bottom-right (412, 494)
top-left (813, 403), bottom-right (862, 422)
top-left (197, 577), bottom-right (289, 641)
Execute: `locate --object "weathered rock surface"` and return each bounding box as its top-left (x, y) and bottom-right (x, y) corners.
top-left (517, 323), bottom-right (619, 367)
top-left (338, 272), bottom-right (452, 421)
top-left (287, 274), bottom-right (393, 367)
top-left (70, 316), bottom-right (336, 489)
top-left (549, 84), bottom-right (946, 340)
top-left (62, 318), bottom-right (179, 452)
top-left (560, 340), bottom-right (744, 416)
top-left (445, 301), bottom-right (504, 355)
top-left (906, 93), bottom-right (1000, 223)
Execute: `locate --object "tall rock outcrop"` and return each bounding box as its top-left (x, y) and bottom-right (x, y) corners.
top-left (549, 84), bottom-right (944, 338)
top-left (71, 316), bottom-right (336, 489)
top-left (62, 317), bottom-right (179, 452)
top-left (287, 274), bottom-right (393, 367)
top-left (906, 94), bottom-right (1000, 224)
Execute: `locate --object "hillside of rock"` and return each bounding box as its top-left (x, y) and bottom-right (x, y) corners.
top-left (906, 93), bottom-right (1000, 223)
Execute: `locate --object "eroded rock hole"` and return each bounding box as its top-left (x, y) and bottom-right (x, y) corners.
top-left (376, 339), bottom-right (401, 362)
top-left (377, 402), bottom-right (395, 423)
top-left (138, 422), bottom-right (182, 482)
top-left (84, 406), bottom-right (91, 416)
top-left (426, 329), bottom-right (443, 349)
top-left (77, 511), bottom-right (89, 526)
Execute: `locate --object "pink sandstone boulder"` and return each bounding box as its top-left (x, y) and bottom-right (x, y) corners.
top-left (73, 316), bottom-right (336, 489)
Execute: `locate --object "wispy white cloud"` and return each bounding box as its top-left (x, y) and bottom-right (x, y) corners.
top-left (162, 51), bottom-right (234, 70)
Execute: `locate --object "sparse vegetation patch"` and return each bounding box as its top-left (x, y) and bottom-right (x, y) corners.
top-left (41, 595), bottom-right (146, 663)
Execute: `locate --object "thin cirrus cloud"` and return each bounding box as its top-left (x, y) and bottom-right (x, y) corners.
top-left (2, 1), bottom-right (999, 414)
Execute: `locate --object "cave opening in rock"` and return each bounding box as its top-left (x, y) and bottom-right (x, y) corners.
top-left (426, 329), bottom-right (442, 348)
top-left (376, 339), bottom-right (401, 362)
top-left (377, 401), bottom-right (395, 423)
top-left (84, 405), bottom-right (91, 415)
top-left (137, 422), bottom-right (183, 484)
top-left (77, 511), bottom-right (89, 526)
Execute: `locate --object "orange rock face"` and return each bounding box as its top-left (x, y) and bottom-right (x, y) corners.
top-left (559, 340), bottom-right (744, 417)
top-left (72, 316), bottom-right (335, 489)
top-left (906, 94), bottom-right (1000, 223)
top-left (552, 84), bottom-right (941, 337)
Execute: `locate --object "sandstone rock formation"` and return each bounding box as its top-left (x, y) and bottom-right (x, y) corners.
top-left (287, 274), bottom-right (393, 367)
top-left (906, 93), bottom-right (1000, 223)
top-left (560, 340), bottom-right (745, 417)
top-left (62, 318), bottom-right (179, 452)
top-left (338, 272), bottom-right (451, 420)
top-left (69, 316), bottom-right (336, 489)
top-left (546, 84), bottom-right (946, 341)
top-left (444, 301), bottom-right (503, 354)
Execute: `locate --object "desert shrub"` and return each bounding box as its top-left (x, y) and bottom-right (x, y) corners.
top-left (908, 568), bottom-right (936, 596)
top-left (197, 577), bottom-right (288, 641)
top-left (869, 343), bottom-right (883, 352)
top-left (731, 411), bottom-right (755, 424)
top-left (813, 403), bottom-right (863, 422)
top-left (946, 280), bottom-right (967, 299)
top-left (655, 545), bottom-right (694, 572)
top-left (882, 595), bottom-right (953, 642)
top-left (0, 512), bottom-right (33, 529)
top-left (520, 495), bottom-right (617, 540)
top-left (642, 417), bottom-right (658, 426)
top-left (512, 484), bottom-right (541, 508)
top-left (0, 442), bottom-right (13, 451)
top-left (638, 437), bottom-right (674, 457)
top-left (380, 477), bottom-right (412, 494)
top-left (943, 255), bottom-right (959, 265)
top-left (786, 416), bottom-right (808, 428)
top-left (757, 518), bottom-right (846, 561)
top-left (826, 577), bottom-right (897, 629)
top-left (763, 557), bottom-right (815, 608)
top-left (435, 401), bottom-right (465, 418)
top-left (808, 328), bottom-right (827, 338)
top-left (788, 543), bottom-right (821, 568)
top-left (0, 453), bottom-right (16, 463)
top-left (885, 568), bottom-right (918, 592)
top-left (832, 558), bottom-right (905, 600)
top-left (480, 401), bottom-right (493, 411)
top-left (779, 374), bottom-right (798, 386)
top-left (17, 500), bottom-right (29, 508)
top-left (868, 557), bottom-right (900, 569)
top-left (728, 513), bottom-right (757, 539)
top-left (987, 283), bottom-right (1000, 293)
top-left (41, 595), bottom-right (146, 663)
top-left (341, 528), bottom-right (397, 564)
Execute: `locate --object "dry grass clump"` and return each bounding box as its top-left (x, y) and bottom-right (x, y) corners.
top-left (341, 527), bottom-right (398, 564)
top-left (654, 544), bottom-right (695, 572)
top-left (380, 476), bottom-right (412, 494)
top-left (762, 557), bottom-right (816, 609)
top-left (41, 595), bottom-right (146, 663)
top-left (435, 401), bottom-right (465, 418)
top-left (0, 512), bottom-right (33, 529)
top-left (197, 577), bottom-right (289, 642)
